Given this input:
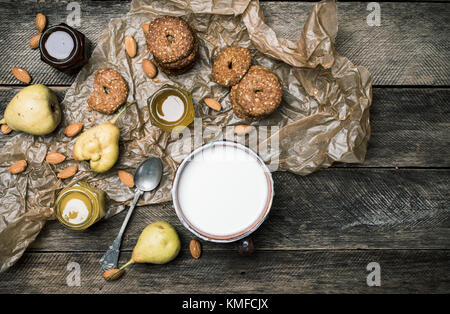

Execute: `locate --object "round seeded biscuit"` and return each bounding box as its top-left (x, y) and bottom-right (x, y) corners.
top-left (157, 58), bottom-right (197, 75)
top-left (155, 36), bottom-right (198, 70)
top-left (212, 46), bottom-right (251, 87)
top-left (146, 16), bottom-right (195, 64)
top-left (231, 65), bottom-right (282, 120)
top-left (87, 68), bottom-right (128, 114)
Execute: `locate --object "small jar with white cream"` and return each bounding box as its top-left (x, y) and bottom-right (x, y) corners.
top-left (39, 23), bottom-right (88, 74)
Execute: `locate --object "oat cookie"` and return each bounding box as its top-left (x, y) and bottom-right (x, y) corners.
top-left (231, 65), bottom-right (282, 121)
top-left (155, 36), bottom-right (199, 70)
top-left (146, 16), bottom-right (195, 64)
top-left (212, 46), bottom-right (251, 87)
top-left (87, 68), bottom-right (128, 114)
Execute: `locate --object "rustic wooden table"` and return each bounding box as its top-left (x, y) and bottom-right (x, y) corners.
top-left (0, 1), bottom-right (448, 293)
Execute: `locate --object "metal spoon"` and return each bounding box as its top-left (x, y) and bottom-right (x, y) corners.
top-left (99, 157), bottom-right (163, 271)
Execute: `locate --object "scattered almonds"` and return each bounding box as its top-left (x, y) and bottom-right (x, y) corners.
top-left (124, 35), bottom-right (137, 58)
top-left (118, 170), bottom-right (134, 188)
top-left (11, 67), bottom-right (31, 84)
top-left (64, 122), bottom-right (83, 137)
top-left (1, 124), bottom-right (12, 134)
top-left (103, 268), bottom-right (125, 281)
top-left (204, 98), bottom-right (222, 111)
top-left (29, 33), bottom-right (41, 49)
top-left (57, 165), bottom-right (78, 179)
top-left (142, 59), bottom-right (157, 78)
top-left (189, 239), bottom-right (202, 259)
top-left (8, 160), bottom-right (27, 174)
top-left (234, 124), bottom-right (255, 135)
top-left (35, 13), bottom-right (47, 33)
top-left (141, 23), bottom-right (149, 34)
top-left (45, 152), bottom-right (66, 164)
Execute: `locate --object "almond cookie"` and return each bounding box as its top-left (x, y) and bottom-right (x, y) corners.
top-left (146, 16), bottom-right (195, 64)
top-left (230, 65), bottom-right (282, 121)
top-left (212, 46), bottom-right (251, 87)
top-left (87, 68), bottom-right (128, 114)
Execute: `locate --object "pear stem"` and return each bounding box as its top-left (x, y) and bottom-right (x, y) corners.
top-left (119, 259), bottom-right (135, 271)
top-left (0, 118), bottom-right (5, 125)
top-left (109, 101), bottom-right (136, 125)
top-left (104, 259), bottom-right (135, 280)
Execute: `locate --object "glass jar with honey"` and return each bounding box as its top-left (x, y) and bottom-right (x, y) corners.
top-left (55, 181), bottom-right (106, 230)
top-left (147, 85), bottom-right (195, 133)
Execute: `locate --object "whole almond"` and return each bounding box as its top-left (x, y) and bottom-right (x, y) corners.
top-left (64, 122), bottom-right (83, 137)
top-left (118, 170), bottom-right (134, 188)
top-left (142, 59), bottom-right (157, 78)
top-left (8, 160), bottom-right (27, 174)
top-left (141, 23), bottom-right (150, 34)
top-left (11, 67), bottom-right (31, 84)
top-left (125, 35), bottom-right (137, 58)
top-left (45, 152), bottom-right (66, 164)
top-left (204, 98), bottom-right (222, 111)
top-left (234, 125), bottom-right (255, 135)
top-left (57, 165), bottom-right (78, 179)
top-left (30, 33), bottom-right (41, 49)
top-left (103, 268), bottom-right (125, 281)
top-left (190, 239), bottom-right (202, 259)
top-left (35, 13), bottom-right (47, 33)
top-left (1, 124), bottom-right (12, 134)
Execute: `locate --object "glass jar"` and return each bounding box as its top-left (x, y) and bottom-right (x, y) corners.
top-left (147, 84), bottom-right (195, 133)
top-left (39, 23), bottom-right (88, 74)
top-left (55, 181), bottom-right (106, 230)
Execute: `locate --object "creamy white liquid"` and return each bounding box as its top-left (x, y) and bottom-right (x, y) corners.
top-left (62, 198), bottom-right (89, 225)
top-left (160, 95), bottom-right (185, 122)
top-left (177, 145), bottom-right (269, 237)
top-left (45, 31), bottom-right (74, 60)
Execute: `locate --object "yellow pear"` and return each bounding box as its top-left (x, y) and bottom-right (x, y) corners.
top-left (73, 106), bottom-right (127, 173)
top-left (0, 84), bottom-right (61, 135)
top-left (113, 221), bottom-right (180, 277)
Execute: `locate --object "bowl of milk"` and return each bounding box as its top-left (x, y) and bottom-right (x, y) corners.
top-left (172, 141), bottom-right (274, 243)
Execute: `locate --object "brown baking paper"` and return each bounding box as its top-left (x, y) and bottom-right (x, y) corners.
top-left (0, 0), bottom-right (371, 273)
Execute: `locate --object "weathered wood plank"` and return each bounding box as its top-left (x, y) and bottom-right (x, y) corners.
top-left (25, 168), bottom-right (449, 252)
top-left (0, 250), bottom-right (448, 293)
top-left (0, 1), bottom-right (448, 86)
top-left (1, 87), bottom-right (448, 168)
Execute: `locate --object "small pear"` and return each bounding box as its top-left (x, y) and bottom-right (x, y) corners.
top-left (115, 221), bottom-right (181, 275)
top-left (73, 106), bottom-right (127, 173)
top-left (132, 221), bottom-right (181, 264)
top-left (0, 84), bottom-right (61, 135)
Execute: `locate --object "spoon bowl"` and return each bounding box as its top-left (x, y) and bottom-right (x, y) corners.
top-left (134, 157), bottom-right (163, 192)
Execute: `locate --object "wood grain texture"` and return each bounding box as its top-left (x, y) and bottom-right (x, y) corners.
top-left (1, 1), bottom-right (449, 294)
top-left (0, 1), bottom-right (448, 86)
top-left (0, 250), bottom-right (448, 293)
top-left (1, 87), bottom-right (448, 168)
top-left (25, 169), bottom-right (449, 252)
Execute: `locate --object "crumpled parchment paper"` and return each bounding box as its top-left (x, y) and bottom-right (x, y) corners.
top-left (0, 0), bottom-right (372, 273)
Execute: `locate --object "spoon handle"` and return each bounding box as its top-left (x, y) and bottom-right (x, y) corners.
top-left (99, 189), bottom-right (144, 271)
